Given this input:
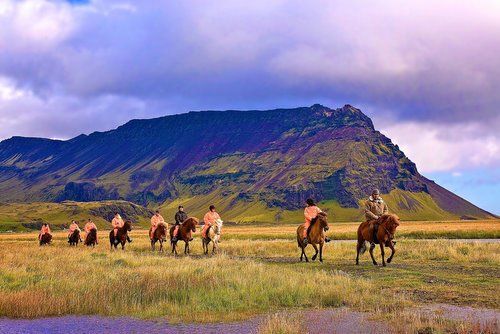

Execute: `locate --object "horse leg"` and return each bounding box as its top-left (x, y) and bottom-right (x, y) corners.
top-left (212, 241), bottom-right (216, 255)
top-left (184, 242), bottom-right (188, 255)
top-left (151, 239), bottom-right (155, 251)
top-left (311, 244), bottom-right (318, 261)
top-left (369, 242), bottom-right (378, 266)
top-left (302, 246), bottom-right (309, 262)
top-left (319, 242), bottom-right (324, 263)
top-left (159, 240), bottom-right (163, 253)
top-left (356, 241), bottom-right (361, 265)
top-left (380, 243), bottom-right (386, 267)
top-left (387, 241), bottom-right (395, 263)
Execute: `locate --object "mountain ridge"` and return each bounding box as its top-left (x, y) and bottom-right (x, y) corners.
top-left (0, 104), bottom-right (495, 221)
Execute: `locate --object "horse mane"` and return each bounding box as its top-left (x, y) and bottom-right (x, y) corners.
top-left (183, 217), bottom-right (199, 227)
top-left (379, 214), bottom-right (400, 229)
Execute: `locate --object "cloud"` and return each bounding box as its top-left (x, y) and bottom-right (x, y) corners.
top-left (379, 120), bottom-right (500, 173)
top-left (0, 0), bottom-right (499, 177)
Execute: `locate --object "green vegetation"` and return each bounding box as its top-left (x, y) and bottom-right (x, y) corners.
top-left (0, 227), bottom-right (498, 326)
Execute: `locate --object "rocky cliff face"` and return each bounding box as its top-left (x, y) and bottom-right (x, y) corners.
top-left (0, 104), bottom-right (494, 220)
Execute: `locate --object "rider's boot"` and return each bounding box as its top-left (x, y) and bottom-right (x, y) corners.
top-left (325, 237), bottom-right (331, 243)
top-left (127, 236), bottom-right (132, 243)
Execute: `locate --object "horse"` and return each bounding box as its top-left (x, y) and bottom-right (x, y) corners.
top-left (150, 222), bottom-right (168, 252)
top-left (68, 229), bottom-right (81, 246)
top-left (202, 219), bottom-right (223, 255)
top-left (356, 214), bottom-right (400, 267)
top-left (109, 221), bottom-right (132, 250)
top-left (296, 212), bottom-right (330, 262)
top-left (84, 228), bottom-right (98, 247)
top-left (169, 217), bottom-right (198, 255)
top-left (39, 234), bottom-right (52, 246)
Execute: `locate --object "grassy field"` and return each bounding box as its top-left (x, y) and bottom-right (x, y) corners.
top-left (0, 221), bottom-right (499, 333)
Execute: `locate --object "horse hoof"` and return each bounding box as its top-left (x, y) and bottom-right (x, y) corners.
top-left (382, 263), bottom-right (386, 267)
top-left (387, 258), bottom-right (392, 263)
top-left (373, 262), bottom-right (378, 266)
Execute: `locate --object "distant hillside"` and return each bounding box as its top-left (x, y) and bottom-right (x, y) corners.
top-left (0, 201), bottom-right (153, 232)
top-left (0, 104), bottom-right (495, 222)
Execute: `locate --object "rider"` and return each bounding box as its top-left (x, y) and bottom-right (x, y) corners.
top-left (39, 223), bottom-right (51, 240)
top-left (364, 189), bottom-right (388, 221)
top-left (84, 219), bottom-right (98, 244)
top-left (67, 220), bottom-right (82, 242)
top-left (364, 189), bottom-right (394, 245)
top-left (202, 205), bottom-right (220, 239)
top-left (112, 213), bottom-right (132, 243)
top-left (303, 198), bottom-right (330, 245)
top-left (172, 205), bottom-right (187, 242)
top-left (150, 210), bottom-right (165, 239)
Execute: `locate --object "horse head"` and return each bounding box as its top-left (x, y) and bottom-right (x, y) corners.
top-left (214, 219), bottom-right (223, 235)
top-left (123, 220), bottom-right (132, 232)
top-left (185, 217), bottom-right (198, 232)
top-left (317, 212), bottom-right (329, 231)
top-left (379, 214), bottom-right (400, 234)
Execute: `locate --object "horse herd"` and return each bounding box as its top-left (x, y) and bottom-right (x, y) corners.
top-left (39, 213), bottom-right (401, 266)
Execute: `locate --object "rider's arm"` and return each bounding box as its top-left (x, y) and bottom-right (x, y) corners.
top-left (364, 203), bottom-right (378, 220)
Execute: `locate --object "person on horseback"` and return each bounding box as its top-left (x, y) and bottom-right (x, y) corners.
top-left (112, 213), bottom-right (132, 243)
top-left (303, 198), bottom-right (330, 245)
top-left (364, 189), bottom-right (388, 221)
top-left (150, 210), bottom-right (165, 239)
top-left (364, 189), bottom-right (395, 245)
top-left (172, 205), bottom-right (187, 242)
top-left (39, 223), bottom-right (51, 240)
top-left (84, 219), bottom-right (98, 244)
top-left (67, 220), bottom-right (82, 243)
top-left (202, 205), bottom-right (221, 239)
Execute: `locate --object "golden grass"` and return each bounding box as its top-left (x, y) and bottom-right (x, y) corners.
top-left (0, 227), bottom-right (499, 329)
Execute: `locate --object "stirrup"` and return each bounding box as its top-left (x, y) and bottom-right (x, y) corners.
top-left (303, 238), bottom-right (308, 245)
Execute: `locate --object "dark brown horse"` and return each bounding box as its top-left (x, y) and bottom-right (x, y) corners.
top-left (68, 229), bottom-right (81, 246)
top-left (39, 234), bottom-right (52, 246)
top-left (150, 223), bottom-right (168, 252)
top-left (169, 217), bottom-right (197, 255)
top-left (84, 228), bottom-right (97, 247)
top-left (296, 212), bottom-right (330, 262)
top-left (109, 221), bottom-right (132, 250)
top-left (356, 214), bottom-right (400, 266)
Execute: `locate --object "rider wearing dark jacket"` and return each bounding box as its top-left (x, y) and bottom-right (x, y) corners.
top-left (172, 206), bottom-right (188, 242)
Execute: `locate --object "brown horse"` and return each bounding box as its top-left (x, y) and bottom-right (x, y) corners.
top-left (68, 229), bottom-right (81, 246)
top-left (296, 212), bottom-right (330, 262)
top-left (39, 233), bottom-right (52, 246)
top-left (150, 222), bottom-right (168, 252)
top-left (109, 221), bottom-right (132, 250)
top-left (84, 228), bottom-right (97, 247)
top-left (356, 214), bottom-right (400, 266)
top-left (169, 217), bottom-right (197, 255)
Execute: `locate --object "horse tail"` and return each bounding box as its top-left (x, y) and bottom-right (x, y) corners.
top-left (359, 241), bottom-right (367, 255)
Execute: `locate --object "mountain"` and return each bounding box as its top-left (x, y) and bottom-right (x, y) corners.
top-left (0, 104), bottom-right (495, 222)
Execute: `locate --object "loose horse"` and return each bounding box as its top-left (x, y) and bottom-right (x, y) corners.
top-left (39, 234), bottom-right (52, 246)
top-left (151, 222), bottom-right (168, 252)
top-left (356, 214), bottom-right (400, 266)
top-left (169, 217), bottom-right (197, 255)
top-left (68, 229), bottom-right (81, 246)
top-left (109, 220), bottom-right (132, 250)
top-left (84, 228), bottom-right (97, 247)
top-left (202, 219), bottom-right (223, 255)
top-left (296, 212), bottom-right (330, 262)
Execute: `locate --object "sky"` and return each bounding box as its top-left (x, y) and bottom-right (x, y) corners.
top-left (0, 0), bottom-right (498, 214)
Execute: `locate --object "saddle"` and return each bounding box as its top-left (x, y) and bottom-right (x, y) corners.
top-left (306, 216), bottom-right (318, 238)
top-left (372, 223), bottom-right (380, 244)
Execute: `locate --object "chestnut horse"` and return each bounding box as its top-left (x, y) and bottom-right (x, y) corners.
top-left (84, 228), bottom-right (97, 247)
top-left (150, 222), bottom-right (168, 252)
top-left (109, 220), bottom-right (132, 250)
top-left (356, 214), bottom-right (400, 266)
top-left (39, 234), bottom-right (52, 246)
top-left (296, 212), bottom-right (330, 262)
top-left (202, 219), bottom-right (223, 255)
top-left (68, 229), bottom-right (81, 246)
top-left (169, 217), bottom-right (198, 255)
